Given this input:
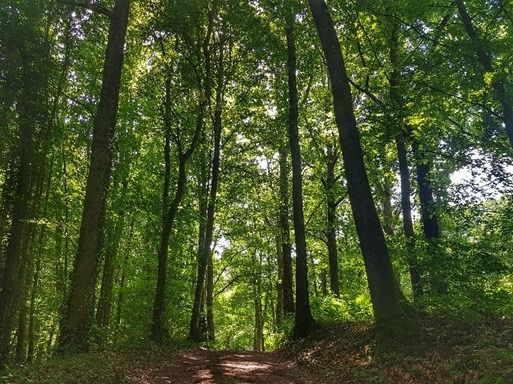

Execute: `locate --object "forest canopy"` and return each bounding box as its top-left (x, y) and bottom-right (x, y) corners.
top-left (0, 0), bottom-right (512, 374)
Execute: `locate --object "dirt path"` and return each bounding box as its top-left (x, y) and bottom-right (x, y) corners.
top-left (124, 349), bottom-right (319, 384)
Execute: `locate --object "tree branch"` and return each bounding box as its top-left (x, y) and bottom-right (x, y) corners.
top-left (57, 0), bottom-right (112, 18)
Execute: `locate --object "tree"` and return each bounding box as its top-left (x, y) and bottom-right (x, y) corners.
top-left (58, 0), bottom-right (130, 353)
top-left (308, 0), bottom-right (416, 341)
top-left (286, 15), bottom-right (316, 339)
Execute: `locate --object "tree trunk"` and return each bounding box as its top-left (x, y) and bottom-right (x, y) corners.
top-left (151, 154), bottom-right (189, 342)
top-left (206, 251), bottom-right (215, 340)
top-left (396, 137), bottom-right (423, 299)
top-left (286, 20), bottom-right (315, 339)
top-left (388, 29), bottom-right (423, 299)
top-left (189, 90), bottom-right (223, 342)
top-left (454, 0), bottom-right (513, 147)
top-left (381, 179), bottom-right (395, 236)
top-left (58, 0), bottom-right (130, 353)
top-left (278, 143), bottom-right (294, 315)
top-left (308, 0), bottom-right (416, 342)
top-left (0, 47), bottom-right (38, 367)
top-left (325, 143), bottom-right (340, 297)
top-left (189, 32), bottom-right (225, 342)
top-left (412, 141), bottom-right (446, 294)
top-left (96, 175), bottom-right (128, 333)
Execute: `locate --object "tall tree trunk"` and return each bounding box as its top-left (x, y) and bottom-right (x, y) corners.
top-left (388, 28), bottom-right (423, 299)
top-left (412, 141), bottom-right (446, 294)
top-left (396, 137), bottom-right (423, 299)
top-left (189, 83), bottom-right (223, 342)
top-left (278, 143), bottom-right (294, 315)
top-left (206, 250), bottom-right (215, 340)
top-left (0, 47), bottom-right (38, 368)
top-left (325, 143), bottom-right (340, 297)
top-left (286, 20), bottom-right (315, 339)
top-left (27, 257), bottom-right (41, 362)
top-left (151, 154), bottom-right (189, 342)
top-left (96, 175), bottom-right (128, 333)
top-left (114, 219), bottom-right (133, 342)
top-left (381, 179), bottom-right (395, 236)
top-left (454, 0), bottom-right (513, 147)
top-left (308, 0), bottom-right (416, 342)
top-left (189, 31), bottom-right (224, 341)
top-left (58, 0), bottom-right (130, 353)
top-left (252, 252), bottom-right (264, 352)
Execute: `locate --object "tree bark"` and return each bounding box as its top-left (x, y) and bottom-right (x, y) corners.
top-left (96, 175), bottom-right (128, 333)
top-left (189, 28), bottom-right (225, 341)
top-left (388, 28), bottom-right (423, 299)
top-left (189, 76), bottom-right (223, 342)
top-left (308, 0), bottom-right (416, 341)
top-left (278, 143), bottom-right (294, 315)
top-left (58, 0), bottom-right (130, 353)
top-left (325, 142), bottom-right (340, 297)
top-left (286, 20), bottom-right (315, 339)
top-left (0, 41), bottom-right (38, 367)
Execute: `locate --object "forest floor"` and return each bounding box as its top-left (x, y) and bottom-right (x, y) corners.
top-left (2, 315), bottom-right (513, 383)
top-left (123, 349), bottom-right (318, 383)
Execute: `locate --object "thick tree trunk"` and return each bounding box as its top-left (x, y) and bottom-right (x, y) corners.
top-left (286, 21), bottom-right (315, 339)
top-left (454, 0), bottom-right (513, 147)
top-left (58, 0), bottom-right (130, 353)
top-left (325, 143), bottom-right (340, 297)
top-left (278, 143), bottom-right (294, 315)
top-left (308, 0), bottom-right (416, 341)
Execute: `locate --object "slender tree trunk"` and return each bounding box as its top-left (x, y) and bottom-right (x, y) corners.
top-left (325, 143), bottom-right (340, 297)
top-left (96, 176), bottom-right (128, 333)
top-left (381, 179), bottom-right (395, 236)
top-left (189, 34), bottom-right (225, 342)
top-left (396, 137), bottom-right (423, 299)
top-left (412, 141), bottom-right (446, 294)
top-left (275, 235), bottom-right (284, 325)
top-left (454, 0), bottom-right (513, 147)
top-left (114, 220), bottom-right (133, 342)
top-left (151, 154), bottom-right (189, 342)
top-left (308, 0), bottom-right (416, 341)
top-left (0, 52), bottom-right (37, 368)
top-left (189, 94), bottom-right (223, 342)
top-left (388, 29), bottom-right (423, 299)
top-left (27, 257), bottom-right (41, 362)
top-left (58, 0), bottom-right (130, 353)
top-left (252, 252), bottom-right (264, 352)
top-left (206, 251), bottom-right (215, 340)
top-left (278, 143), bottom-right (294, 315)
top-left (150, 75), bottom-right (180, 343)
top-left (286, 20), bottom-right (315, 339)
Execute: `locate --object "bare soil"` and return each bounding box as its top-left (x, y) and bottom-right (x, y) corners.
top-left (124, 349), bottom-right (321, 384)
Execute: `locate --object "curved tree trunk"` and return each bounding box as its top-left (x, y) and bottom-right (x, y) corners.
top-left (58, 0), bottom-right (130, 353)
top-left (308, 0), bottom-right (416, 342)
